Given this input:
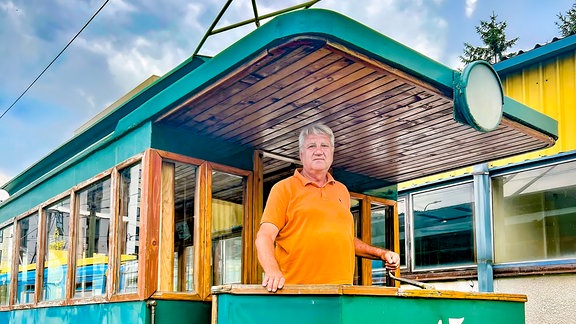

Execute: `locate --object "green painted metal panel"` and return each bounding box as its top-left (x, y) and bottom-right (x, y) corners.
top-left (502, 97), bottom-right (558, 140)
top-left (341, 296), bottom-right (524, 324)
top-left (217, 294), bottom-right (341, 324)
top-left (154, 300), bottom-right (211, 324)
top-left (216, 294), bottom-right (525, 324)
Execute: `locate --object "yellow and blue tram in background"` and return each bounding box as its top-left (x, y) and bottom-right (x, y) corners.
top-left (0, 5), bottom-right (557, 324)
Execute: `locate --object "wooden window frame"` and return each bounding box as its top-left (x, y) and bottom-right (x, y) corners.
top-left (0, 153), bottom-right (144, 311)
top-left (149, 149), bottom-right (253, 301)
top-left (349, 193), bottom-right (399, 287)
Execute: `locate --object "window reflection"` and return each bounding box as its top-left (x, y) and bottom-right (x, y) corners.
top-left (211, 171), bottom-right (245, 286)
top-left (0, 225), bottom-right (14, 305)
top-left (370, 202), bottom-right (394, 285)
top-left (43, 198), bottom-right (70, 301)
top-left (493, 161), bottom-right (576, 263)
top-left (117, 163), bottom-right (141, 294)
top-left (75, 178), bottom-right (111, 298)
top-left (17, 213), bottom-right (39, 304)
top-left (413, 183), bottom-right (475, 269)
top-left (172, 162), bottom-right (197, 292)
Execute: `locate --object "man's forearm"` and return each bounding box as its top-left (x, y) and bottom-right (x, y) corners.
top-left (353, 237), bottom-right (388, 259)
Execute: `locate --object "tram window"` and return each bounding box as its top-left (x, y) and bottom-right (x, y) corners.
top-left (211, 171), bottom-right (245, 286)
top-left (412, 183), bottom-right (475, 270)
top-left (492, 161), bottom-right (576, 263)
top-left (0, 224), bottom-right (14, 306)
top-left (158, 162), bottom-right (197, 293)
top-left (42, 197), bottom-right (71, 302)
top-left (370, 201), bottom-right (395, 285)
top-left (117, 163), bottom-right (141, 294)
top-left (74, 178), bottom-right (111, 298)
top-left (16, 212), bottom-right (39, 304)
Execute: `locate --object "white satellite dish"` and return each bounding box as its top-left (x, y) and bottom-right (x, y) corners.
top-left (0, 189), bottom-right (9, 203)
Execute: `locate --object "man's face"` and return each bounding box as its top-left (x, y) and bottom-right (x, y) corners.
top-left (300, 133), bottom-right (334, 173)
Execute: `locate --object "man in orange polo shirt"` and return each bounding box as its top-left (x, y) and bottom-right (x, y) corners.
top-left (255, 123), bottom-right (400, 292)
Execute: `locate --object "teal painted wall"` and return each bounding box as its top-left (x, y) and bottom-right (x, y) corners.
top-left (0, 301), bottom-right (148, 324)
top-left (152, 123), bottom-right (253, 171)
top-left (0, 300), bottom-right (212, 324)
top-left (0, 122), bottom-right (153, 223)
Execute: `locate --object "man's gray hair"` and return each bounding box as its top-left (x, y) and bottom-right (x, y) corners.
top-left (298, 123), bottom-right (334, 152)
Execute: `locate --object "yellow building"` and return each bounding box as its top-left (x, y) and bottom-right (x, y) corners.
top-left (396, 34), bottom-right (576, 324)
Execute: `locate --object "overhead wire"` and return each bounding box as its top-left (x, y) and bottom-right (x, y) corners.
top-left (0, 0), bottom-right (111, 121)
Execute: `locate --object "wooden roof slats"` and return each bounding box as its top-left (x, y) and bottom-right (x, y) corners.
top-left (155, 34), bottom-right (556, 187)
top-left (236, 73), bottom-right (416, 151)
top-left (164, 40), bottom-right (326, 127)
top-left (229, 66), bottom-right (385, 146)
top-left (192, 48), bottom-right (340, 133)
top-left (207, 57), bottom-right (366, 138)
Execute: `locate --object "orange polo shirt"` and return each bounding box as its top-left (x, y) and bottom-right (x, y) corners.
top-left (260, 169), bottom-right (355, 284)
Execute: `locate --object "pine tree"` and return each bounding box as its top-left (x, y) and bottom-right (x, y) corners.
top-left (556, 2), bottom-right (576, 37)
top-left (460, 12), bottom-right (519, 65)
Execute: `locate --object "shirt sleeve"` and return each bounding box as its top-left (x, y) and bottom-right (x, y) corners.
top-left (260, 180), bottom-right (289, 230)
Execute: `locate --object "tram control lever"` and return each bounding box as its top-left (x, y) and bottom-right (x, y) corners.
top-left (386, 269), bottom-right (435, 290)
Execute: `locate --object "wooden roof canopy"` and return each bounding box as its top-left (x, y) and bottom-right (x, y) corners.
top-left (154, 9), bottom-right (556, 192)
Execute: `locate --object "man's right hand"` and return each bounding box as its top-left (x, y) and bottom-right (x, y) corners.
top-left (262, 270), bottom-right (285, 292)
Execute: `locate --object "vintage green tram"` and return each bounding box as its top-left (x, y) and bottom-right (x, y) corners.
top-left (0, 7), bottom-right (557, 324)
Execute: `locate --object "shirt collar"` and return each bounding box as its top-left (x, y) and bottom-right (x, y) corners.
top-left (294, 168), bottom-right (336, 187)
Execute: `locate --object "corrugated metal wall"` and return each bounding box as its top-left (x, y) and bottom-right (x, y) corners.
top-left (491, 49), bottom-right (576, 167)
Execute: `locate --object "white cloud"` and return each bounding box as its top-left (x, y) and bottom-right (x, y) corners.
top-left (466, 0), bottom-right (478, 18)
top-left (318, 0), bottom-right (449, 61)
top-left (0, 171), bottom-right (10, 187)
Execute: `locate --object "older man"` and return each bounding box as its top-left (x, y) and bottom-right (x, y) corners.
top-left (255, 123), bottom-right (400, 292)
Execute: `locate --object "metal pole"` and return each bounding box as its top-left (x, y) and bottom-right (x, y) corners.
top-left (147, 300), bottom-right (157, 324)
top-left (251, 0), bottom-right (261, 28)
top-left (211, 0), bottom-right (321, 35)
top-left (192, 0), bottom-right (234, 57)
top-left (473, 163), bottom-right (494, 292)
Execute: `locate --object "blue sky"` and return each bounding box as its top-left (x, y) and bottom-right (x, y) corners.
top-left (0, 0), bottom-right (573, 186)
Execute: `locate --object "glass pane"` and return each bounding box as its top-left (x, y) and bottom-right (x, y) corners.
top-left (17, 213), bottom-right (39, 304)
top-left (398, 199), bottom-right (406, 266)
top-left (0, 225), bottom-right (14, 305)
top-left (43, 198), bottom-right (70, 301)
top-left (75, 178), bottom-right (111, 298)
top-left (172, 162), bottom-right (197, 292)
top-left (117, 163), bottom-right (141, 294)
top-left (413, 183), bottom-right (475, 269)
top-left (493, 161), bottom-right (576, 263)
top-left (370, 202), bottom-right (391, 285)
top-left (211, 171), bottom-right (244, 286)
